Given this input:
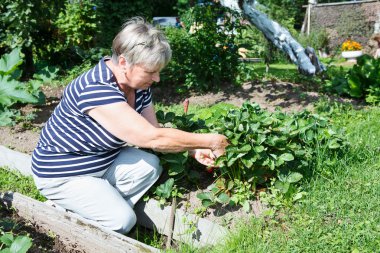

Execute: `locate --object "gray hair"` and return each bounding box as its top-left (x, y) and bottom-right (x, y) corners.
top-left (111, 17), bottom-right (172, 71)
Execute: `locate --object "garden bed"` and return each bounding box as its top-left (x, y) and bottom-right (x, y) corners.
top-left (0, 76), bottom-right (360, 249)
top-left (0, 204), bottom-right (70, 253)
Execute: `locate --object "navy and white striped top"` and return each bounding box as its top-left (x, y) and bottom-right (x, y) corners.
top-left (31, 57), bottom-right (152, 178)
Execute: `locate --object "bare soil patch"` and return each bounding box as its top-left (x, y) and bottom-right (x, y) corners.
top-left (0, 80), bottom-right (330, 155)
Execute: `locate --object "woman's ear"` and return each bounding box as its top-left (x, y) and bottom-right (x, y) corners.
top-left (118, 55), bottom-right (128, 71)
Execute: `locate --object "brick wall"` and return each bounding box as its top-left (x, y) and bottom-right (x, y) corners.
top-left (309, 1), bottom-right (380, 53)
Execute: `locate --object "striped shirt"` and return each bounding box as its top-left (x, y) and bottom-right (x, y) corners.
top-left (31, 57), bottom-right (152, 178)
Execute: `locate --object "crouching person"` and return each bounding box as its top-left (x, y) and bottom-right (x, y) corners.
top-left (31, 17), bottom-right (228, 234)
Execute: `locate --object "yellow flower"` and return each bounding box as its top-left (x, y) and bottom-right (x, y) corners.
top-left (342, 39), bottom-right (362, 51)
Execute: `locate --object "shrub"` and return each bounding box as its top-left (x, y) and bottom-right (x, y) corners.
top-left (298, 29), bottom-right (329, 52)
top-left (324, 54), bottom-right (380, 104)
top-left (161, 1), bottom-right (241, 92)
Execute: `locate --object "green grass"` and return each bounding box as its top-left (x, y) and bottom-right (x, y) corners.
top-left (0, 168), bottom-right (45, 201)
top-left (248, 61), bottom-right (354, 85)
top-left (251, 63), bottom-right (299, 81)
top-left (207, 106), bottom-right (380, 253)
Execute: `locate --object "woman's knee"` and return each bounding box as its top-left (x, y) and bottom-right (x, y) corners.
top-left (110, 207), bottom-right (137, 234)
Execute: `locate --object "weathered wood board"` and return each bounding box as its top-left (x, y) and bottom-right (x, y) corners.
top-left (0, 192), bottom-right (159, 253)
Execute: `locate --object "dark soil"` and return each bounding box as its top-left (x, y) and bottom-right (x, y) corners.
top-left (0, 207), bottom-right (77, 253)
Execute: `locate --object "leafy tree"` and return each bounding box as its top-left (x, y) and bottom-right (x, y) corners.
top-left (94, 0), bottom-right (155, 48)
top-left (257, 0), bottom-right (307, 30)
top-left (0, 0), bottom-right (63, 77)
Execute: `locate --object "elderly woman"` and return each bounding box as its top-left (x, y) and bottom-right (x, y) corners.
top-left (32, 17), bottom-right (228, 234)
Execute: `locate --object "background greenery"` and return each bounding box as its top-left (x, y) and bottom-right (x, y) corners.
top-left (1, 1), bottom-right (380, 251)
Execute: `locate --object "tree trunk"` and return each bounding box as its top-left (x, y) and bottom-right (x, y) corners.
top-left (21, 46), bottom-right (35, 80)
top-left (220, 0), bottom-right (326, 76)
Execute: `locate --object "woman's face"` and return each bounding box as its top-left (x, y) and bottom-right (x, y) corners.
top-left (124, 64), bottom-right (160, 90)
top-left (116, 56), bottom-right (160, 90)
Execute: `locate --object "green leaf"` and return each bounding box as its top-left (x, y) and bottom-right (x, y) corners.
top-left (154, 178), bottom-right (174, 199)
top-left (156, 110), bottom-right (164, 122)
top-left (287, 172), bottom-right (303, 183)
top-left (279, 153), bottom-right (294, 162)
top-left (347, 75), bottom-right (363, 98)
top-left (165, 112), bottom-right (175, 122)
top-left (160, 152), bottom-right (187, 165)
top-left (328, 139), bottom-right (341, 149)
top-left (227, 180), bottom-right (234, 191)
top-left (201, 199), bottom-right (214, 208)
top-left (9, 236), bottom-right (32, 253)
top-left (0, 48), bottom-right (22, 75)
top-left (275, 181), bottom-right (290, 193)
top-left (254, 145), bottom-right (265, 153)
top-left (305, 129), bottom-right (314, 141)
top-left (168, 163), bottom-right (185, 176)
top-left (0, 110), bottom-right (15, 126)
top-left (0, 77), bottom-right (38, 107)
top-left (0, 233), bottom-right (14, 246)
top-left (216, 192), bottom-right (230, 204)
top-left (242, 200), bottom-right (251, 212)
top-left (196, 192), bottom-right (214, 200)
top-left (293, 192), bottom-right (304, 201)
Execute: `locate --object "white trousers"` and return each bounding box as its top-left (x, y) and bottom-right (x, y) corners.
top-left (33, 147), bottom-right (162, 234)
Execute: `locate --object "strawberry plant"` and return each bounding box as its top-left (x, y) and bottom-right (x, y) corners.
top-left (0, 207), bottom-right (32, 253)
top-left (152, 102), bottom-right (347, 212)
top-left (198, 102), bottom-right (347, 209)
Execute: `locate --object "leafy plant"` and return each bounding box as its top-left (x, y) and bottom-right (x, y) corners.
top-left (259, 171), bottom-right (306, 212)
top-left (0, 206), bottom-right (33, 253)
top-left (55, 0), bottom-right (99, 51)
top-left (161, 1), bottom-right (242, 91)
top-left (149, 178), bottom-right (183, 205)
top-left (0, 0), bottom-right (63, 76)
top-left (0, 48), bottom-right (46, 126)
top-left (153, 102), bottom-right (347, 211)
top-left (0, 233), bottom-right (32, 253)
top-left (197, 102), bottom-right (346, 209)
top-left (324, 55), bottom-right (380, 103)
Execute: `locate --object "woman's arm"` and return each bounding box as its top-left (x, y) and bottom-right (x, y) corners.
top-left (88, 102), bottom-right (228, 156)
top-left (141, 103), bottom-right (160, 127)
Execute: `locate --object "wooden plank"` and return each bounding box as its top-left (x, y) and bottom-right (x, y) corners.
top-left (135, 199), bottom-right (229, 247)
top-left (0, 192), bottom-right (159, 253)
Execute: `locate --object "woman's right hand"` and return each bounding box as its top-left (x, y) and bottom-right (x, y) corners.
top-left (210, 134), bottom-right (229, 157)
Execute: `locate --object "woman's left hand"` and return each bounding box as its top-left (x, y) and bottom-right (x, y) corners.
top-left (190, 149), bottom-right (216, 167)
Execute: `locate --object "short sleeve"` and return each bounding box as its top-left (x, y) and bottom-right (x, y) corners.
top-left (77, 83), bottom-right (126, 114)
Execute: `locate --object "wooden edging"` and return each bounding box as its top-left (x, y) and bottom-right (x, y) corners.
top-left (0, 191), bottom-right (159, 253)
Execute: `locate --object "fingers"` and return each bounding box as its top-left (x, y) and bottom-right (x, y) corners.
top-left (192, 149), bottom-right (217, 167)
top-left (211, 134), bottom-right (229, 157)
